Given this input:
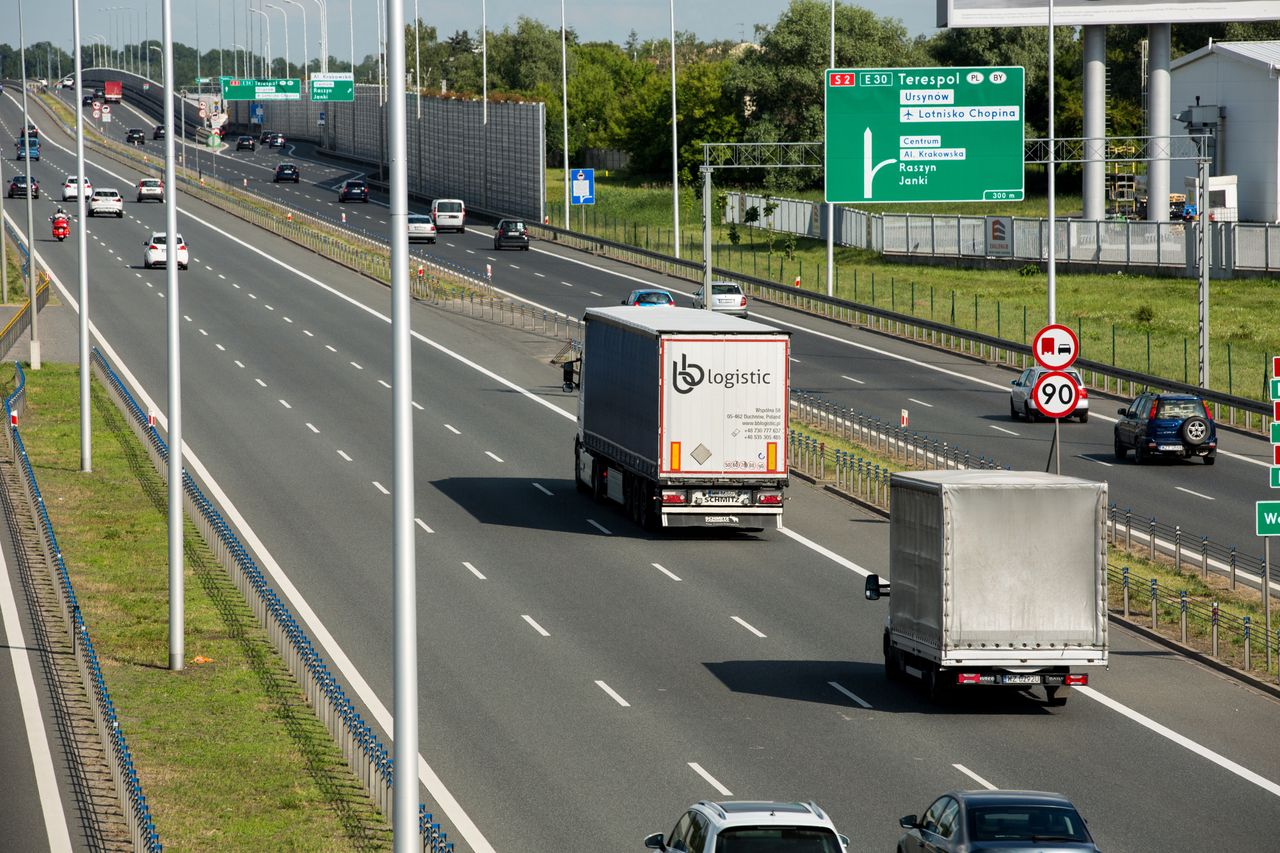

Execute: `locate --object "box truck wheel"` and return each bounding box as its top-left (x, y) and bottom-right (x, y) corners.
top-left (924, 665), bottom-right (949, 703)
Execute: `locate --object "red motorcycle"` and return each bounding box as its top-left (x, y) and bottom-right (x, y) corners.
top-left (51, 216), bottom-right (70, 242)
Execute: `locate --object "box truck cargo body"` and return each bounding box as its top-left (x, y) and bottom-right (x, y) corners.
top-left (864, 470), bottom-right (1108, 705)
top-left (574, 307), bottom-right (790, 529)
top-left (103, 80), bottom-right (123, 103)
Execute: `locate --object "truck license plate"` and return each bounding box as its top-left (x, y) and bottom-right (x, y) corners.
top-left (1003, 674), bottom-right (1040, 685)
top-left (705, 490), bottom-right (739, 504)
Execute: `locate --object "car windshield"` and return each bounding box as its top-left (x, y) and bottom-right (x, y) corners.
top-left (968, 806), bottom-right (1090, 842)
top-left (713, 826), bottom-right (842, 852)
top-left (436, 201), bottom-right (462, 213)
top-left (1157, 399), bottom-right (1203, 419)
top-left (635, 292), bottom-right (671, 305)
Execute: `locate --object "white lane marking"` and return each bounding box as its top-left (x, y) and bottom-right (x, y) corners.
top-left (415, 518), bottom-right (434, 534)
top-left (485, 451), bottom-right (504, 463)
top-left (589, 290), bottom-right (603, 297)
top-left (283, 316), bottom-right (293, 324)
top-left (444, 424), bottom-right (461, 435)
top-left (1079, 454), bottom-right (1113, 468)
top-left (183, 315), bottom-right (192, 322)
top-left (828, 681), bottom-right (873, 709)
top-left (199, 329), bottom-right (209, 336)
top-left (234, 360), bottom-right (245, 368)
top-left (842, 375), bottom-right (864, 384)
top-left (561, 281), bottom-right (573, 287)
top-left (303, 329), bottom-right (314, 337)
top-left (266, 305), bottom-right (275, 311)
top-left (688, 763), bottom-right (733, 797)
top-left (908, 397), bottom-right (934, 408)
top-left (255, 378), bottom-right (267, 388)
top-left (586, 519), bottom-right (612, 535)
top-left (509, 264), bottom-right (521, 269)
top-left (350, 361), bottom-right (363, 370)
top-left (652, 563), bottom-right (682, 581)
top-left (990, 425), bottom-right (1020, 436)
top-left (462, 562), bottom-right (487, 580)
top-left (1176, 486), bottom-right (1215, 501)
top-left (412, 401), bottom-right (424, 411)
top-left (233, 282), bottom-right (241, 288)
top-left (779, 527), bottom-right (872, 577)
top-left (216, 344), bottom-right (226, 351)
top-left (373, 481), bottom-right (390, 495)
top-left (532, 482), bottom-right (553, 496)
top-left (522, 615), bottom-right (551, 637)
top-left (337, 450), bottom-right (353, 461)
top-left (306, 423), bottom-right (320, 433)
top-left (326, 345), bottom-right (337, 352)
top-left (731, 616), bottom-right (767, 638)
top-left (279, 399), bottom-right (292, 409)
top-left (0, 517), bottom-right (74, 851)
top-left (378, 380), bottom-right (391, 389)
top-left (790, 357), bottom-right (800, 364)
top-left (249, 293), bottom-right (258, 299)
top-left (594, 680), bottom-right (631, 707)
top-left (218, 273), bottom-right (226, 279)
top-left (534, 272), bottom-right (546, 278)
top-left (953, 763), bottom-right (998, 790)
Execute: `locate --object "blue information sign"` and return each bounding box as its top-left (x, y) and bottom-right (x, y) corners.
top-left (570, 168), bottom-right (595, 206)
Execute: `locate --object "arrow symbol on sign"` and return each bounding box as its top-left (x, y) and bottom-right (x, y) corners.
top-left (862, 127), bottom-right (896, 200)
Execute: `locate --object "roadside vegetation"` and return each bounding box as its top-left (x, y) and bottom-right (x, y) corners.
top-left (10, 363), bottom-right (390, 850)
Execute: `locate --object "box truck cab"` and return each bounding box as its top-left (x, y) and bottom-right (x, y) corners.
top-left (573, 307), bottom-right (790, 530)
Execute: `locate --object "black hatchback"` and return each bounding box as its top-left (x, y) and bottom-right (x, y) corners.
top-left (338, 179), bottom-right (369, 202)
top-left (125, 128), bottom-right (146, 145)
top-left (493, 219), bottom-right (529, 250)
top-left (1114, 392), bottom-right (1217, 465)
top-left (273, 163), bottom-right (300, 183)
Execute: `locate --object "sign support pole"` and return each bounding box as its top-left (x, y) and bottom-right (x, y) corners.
top-left (702, 165), bottom-right (713, 311)
top-left (1266, 537), bottom-right (1272, 672)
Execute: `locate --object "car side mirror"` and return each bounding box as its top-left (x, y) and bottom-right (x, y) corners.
top-left (1011, 379), bottom-right (1018, 386)
top-left (1117, 408), bottom-right (1127, 415)
top-left (620, 299), bottom-right (628, 306)
top-left (865, 574), bottom-right (890, 600)
top-left (838, 834), bottom-right (850, 850)
top-left (899, 815), bottom-right (920, 830)
top-left (643, 833), bottom-right (667, 850)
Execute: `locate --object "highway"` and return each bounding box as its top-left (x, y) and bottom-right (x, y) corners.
top-left (6, 89), bottom-right (1280, 850)
top-left (62, 87), bottom-right (1278, 574)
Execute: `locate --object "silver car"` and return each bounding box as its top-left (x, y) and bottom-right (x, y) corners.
top-left (692, 281), bottom-right (749, 317)
top-left (1010, 365), bottom-right (1089, 422)
top-left (407, 213), bottom-right (436, 243)
top-left (136, 178), bottom-right (164, 202)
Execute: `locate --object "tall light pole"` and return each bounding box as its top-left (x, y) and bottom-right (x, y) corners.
top-left (560, 0), bottom-right (569, 227)
top-left (231, 43), bottom-right (245, 78)
top-left (74, 0), bottom-right (92, 469)
top-left (160, 0), bottom-right (184, 671)
top-left (413, 0), bottom-right (421, 117)
top-left (249, 5), bottom-right (271, 75)
top-left (18, 0), bottom-right (41, 369)
top-left (283, 0), bottom-right (308, 81)
top-left (381, 0), bottom-right (418, 845)
top-left (481, 0), bottom-right (487, 124)
top-left (307, 0), bottom-right (328, 73)
top-left (266, 3), bottom-right (289, 77)
top-left (668, 0), bottom-right (679, 256)
top-left (149, 43), bottom-right (162, 85)
top-left (90, 34), bottom-right (106, 67)
top-left (347, 0), bottom-right (354, 75)
top-left (826, 0), bottom-right (835, 296)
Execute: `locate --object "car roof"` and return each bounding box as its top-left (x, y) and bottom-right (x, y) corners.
top-left (692, 801), bottom-right (836, 829)
top-left (949, 790), bottom-right (1079, 808)
top-left (1153, 393), bottom-right (1202, 401)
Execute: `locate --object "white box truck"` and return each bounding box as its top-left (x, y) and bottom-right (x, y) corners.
top-left (864, 470), bottom-right (1108, 705)
top-left (572, 306), bottom-right (790, 530)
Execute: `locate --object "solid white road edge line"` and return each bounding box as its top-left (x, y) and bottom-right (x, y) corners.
top-left (0, 530), bottom-right (73, 851)
top-left (952, 763), bottom-right (998, 790)
top-left (688, 762), bottom-right (733, 797)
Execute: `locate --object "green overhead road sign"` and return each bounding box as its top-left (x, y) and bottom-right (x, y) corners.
top-left (1270, 378), bottom-right (1280, 400)
top-left (1258, 501), bottom-right (1280, 536)
top-left (1271, 467), bottom-right (1280, 489)
top-left (220, 77), bottom-right (301, 101)
top-left (825, 66), bottom-right (1025, 204)
top-left (309, 72), bottom-right (355, 102)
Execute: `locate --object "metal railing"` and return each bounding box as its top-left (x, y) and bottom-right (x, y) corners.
top-left (91, 349), bottom-right (454, 852)
top-left (3, 364), bottom-right (162, 851)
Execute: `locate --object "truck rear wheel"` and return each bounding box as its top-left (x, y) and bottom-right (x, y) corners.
top-left (924, 665), bottom-right (950, 704)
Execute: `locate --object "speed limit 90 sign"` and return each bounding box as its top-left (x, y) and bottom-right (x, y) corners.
top-left (1032, 370), bottom-right (1082, 418)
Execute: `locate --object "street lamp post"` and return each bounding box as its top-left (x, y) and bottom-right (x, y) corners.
top-left (249, 5), bottom-right (271, 76)
top-left (149, 44), bottom-right (162, 85)
top-left (560, 0), bottom-right (569, 227)
top-left (282, 0), bottom-right (308, 82)
top-left (266, 3), bottom-right (289, 77)
top-left (307, 0), bottom-right (328, 73)
top-left (17, 0), bottom-right (41, 369)
top-left (73, 0), bottom-right (92, 470)
top-left (231, 43), bottom-right (245, 78)
top-left (826, 0), bottom-right (835, 296)
top-left (413, 0), bottom-right (421, 118)
top-left (668, 0), bottom-right (679, 258)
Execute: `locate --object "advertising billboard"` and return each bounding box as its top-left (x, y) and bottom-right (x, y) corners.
top-left (939, 0), bottom-right (1277, 28)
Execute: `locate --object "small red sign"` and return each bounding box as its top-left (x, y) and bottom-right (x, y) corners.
top-left (1274, 401), bottom-right (1280, 421)
top-left (1274, 445), bottom-right (1280, 466)
top-left (1032, 324), bottom-right (1080, 371)
top-left (1273, 356), bottom-right (1280, 378)
top-left (828, 72), bottom-right (857, 87)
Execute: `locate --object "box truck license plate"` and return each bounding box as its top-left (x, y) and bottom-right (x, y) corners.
top-left (1002, 674), bottom-right (1041, 685)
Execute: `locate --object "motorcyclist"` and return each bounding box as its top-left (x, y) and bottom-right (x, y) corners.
top-left (50, 206), bottom-right (70, 224)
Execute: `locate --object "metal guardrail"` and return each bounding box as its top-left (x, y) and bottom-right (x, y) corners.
top-left (3, 363), bottom-right (162, 851)
top-left (90, 349), bottom-right (454, 852)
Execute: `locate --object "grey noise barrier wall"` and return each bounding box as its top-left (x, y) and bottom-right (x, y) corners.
top-left (226, 83), bottom-right (547, 221)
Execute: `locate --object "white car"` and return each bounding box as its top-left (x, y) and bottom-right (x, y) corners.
top-left (646, 801), bottom-right (848, 852)
top-left (142, 232), bottom-right (189, 270)
top-left (60, 76), bottom-right (75, 89)
top-left (692, 281), bottom-right (750, 317)
top-left (88, 188), bottom-right (124, 217)
top-left (431, 198), bottom-right (465, 232)
top-left (62, 176), bottom-right (92, 201)
top-left (407, 213), bottom-right (437, 243)
top-left (136, 178), bottom-right (164, 202)
top-left (1010, 365), bottom-right (1090, 422)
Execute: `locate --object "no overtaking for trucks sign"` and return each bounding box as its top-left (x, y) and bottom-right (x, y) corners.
top-left (825, 66), bottom-right (1024, 204)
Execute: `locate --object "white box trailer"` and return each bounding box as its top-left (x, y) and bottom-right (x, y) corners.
top-left (864, 470), bottom-right (1108, 705)
top-left (573, 307), bottom-right (790, 529)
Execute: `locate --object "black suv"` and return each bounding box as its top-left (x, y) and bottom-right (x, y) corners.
top-left (125, 128), bottom-right (146, 145)
top-left (273, 163), bottom-right (300, 183)
top-left (338, 179), bottom-right (369, 203)
top-left (236, 135), bottom-right (256, 151)
top-left (1114, 393), bottom-right (1217, 465)
top-left (153, 125), bottom-right (165, 139)
top-left (493, 219), bottom-right (530, 250)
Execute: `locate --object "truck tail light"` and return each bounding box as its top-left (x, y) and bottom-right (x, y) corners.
top-left (756, 492), bottom-right (782, 506)
top-left (660, 490), bottom-right (687, 505)
top-left (1064, 674), bottom-right (1089, 686)
top-left (956, 673), bottom-right (982, 685)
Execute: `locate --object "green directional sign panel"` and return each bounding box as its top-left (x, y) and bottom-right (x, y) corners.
top-left (220, 77), bottom-right (301, 101)
top-left (1270, 377), bottom-right (1280, 401)
top-left (1258, 501), bottom-right (1280, 536)
top-left (1271, 467), bottom-right (1280, 489)
top-left (825, 66), bottom-right (1025, 204)
top-left (1271, 422), bottom-right (1280, 444)
top-left (309, 72), bottom-right (355, 102)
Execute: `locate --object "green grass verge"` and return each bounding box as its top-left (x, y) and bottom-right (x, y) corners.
top-left (17, 363), bottom-right (391, 850)
top-left (546, 170), bottom-right (1279, 403)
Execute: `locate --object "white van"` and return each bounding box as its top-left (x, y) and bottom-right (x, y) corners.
top-left (431, 198), bottom-right (465, 233)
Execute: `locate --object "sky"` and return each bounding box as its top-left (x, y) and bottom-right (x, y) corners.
top-left (15, 1), bottom-right (941, 67)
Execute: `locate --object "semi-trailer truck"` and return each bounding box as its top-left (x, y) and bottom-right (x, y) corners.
top-left (572, 306), bottom-right (790, 530)
top-left (104, 80), bottom-right (123, 103)
top-left (864, 470), bottom-right (1109, 705)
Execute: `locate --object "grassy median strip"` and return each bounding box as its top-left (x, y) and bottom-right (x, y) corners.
top-left (14, 363), bottom-right (391, 850)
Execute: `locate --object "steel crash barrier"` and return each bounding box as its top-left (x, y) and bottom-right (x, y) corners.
top-left (3, 363), bottom-right (162, 851)
top-left (90, 349), bottom-right (454, 852)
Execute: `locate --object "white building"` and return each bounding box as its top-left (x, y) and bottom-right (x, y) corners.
top-left (1170, 41), bottom-right (1280, 222)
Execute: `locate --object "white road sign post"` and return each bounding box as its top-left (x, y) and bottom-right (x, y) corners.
top-left (1032, 324), bottom-right (1081, 475)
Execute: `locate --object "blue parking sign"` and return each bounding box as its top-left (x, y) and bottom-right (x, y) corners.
top-left (570, 168), bottom-right (595, 206)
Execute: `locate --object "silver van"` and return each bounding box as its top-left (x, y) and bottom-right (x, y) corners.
top-left (431, 198), bottom-right (465, 233)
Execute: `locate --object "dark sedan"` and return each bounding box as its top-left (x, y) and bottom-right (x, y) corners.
top-left (236, 135), bottom-right (256, 151)
top-left (493, 219), bottom-right (530, 250)
top-left (153, 125), bottom-right (166, 139)
top-left (125, 128), bottom-right (146, 145)
top-left (7, 176), bottom-right (39, 199)
top-left (273, 163), bottom-right (300, 183)
top-left (898, 790), bottom-right (1100, 853)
